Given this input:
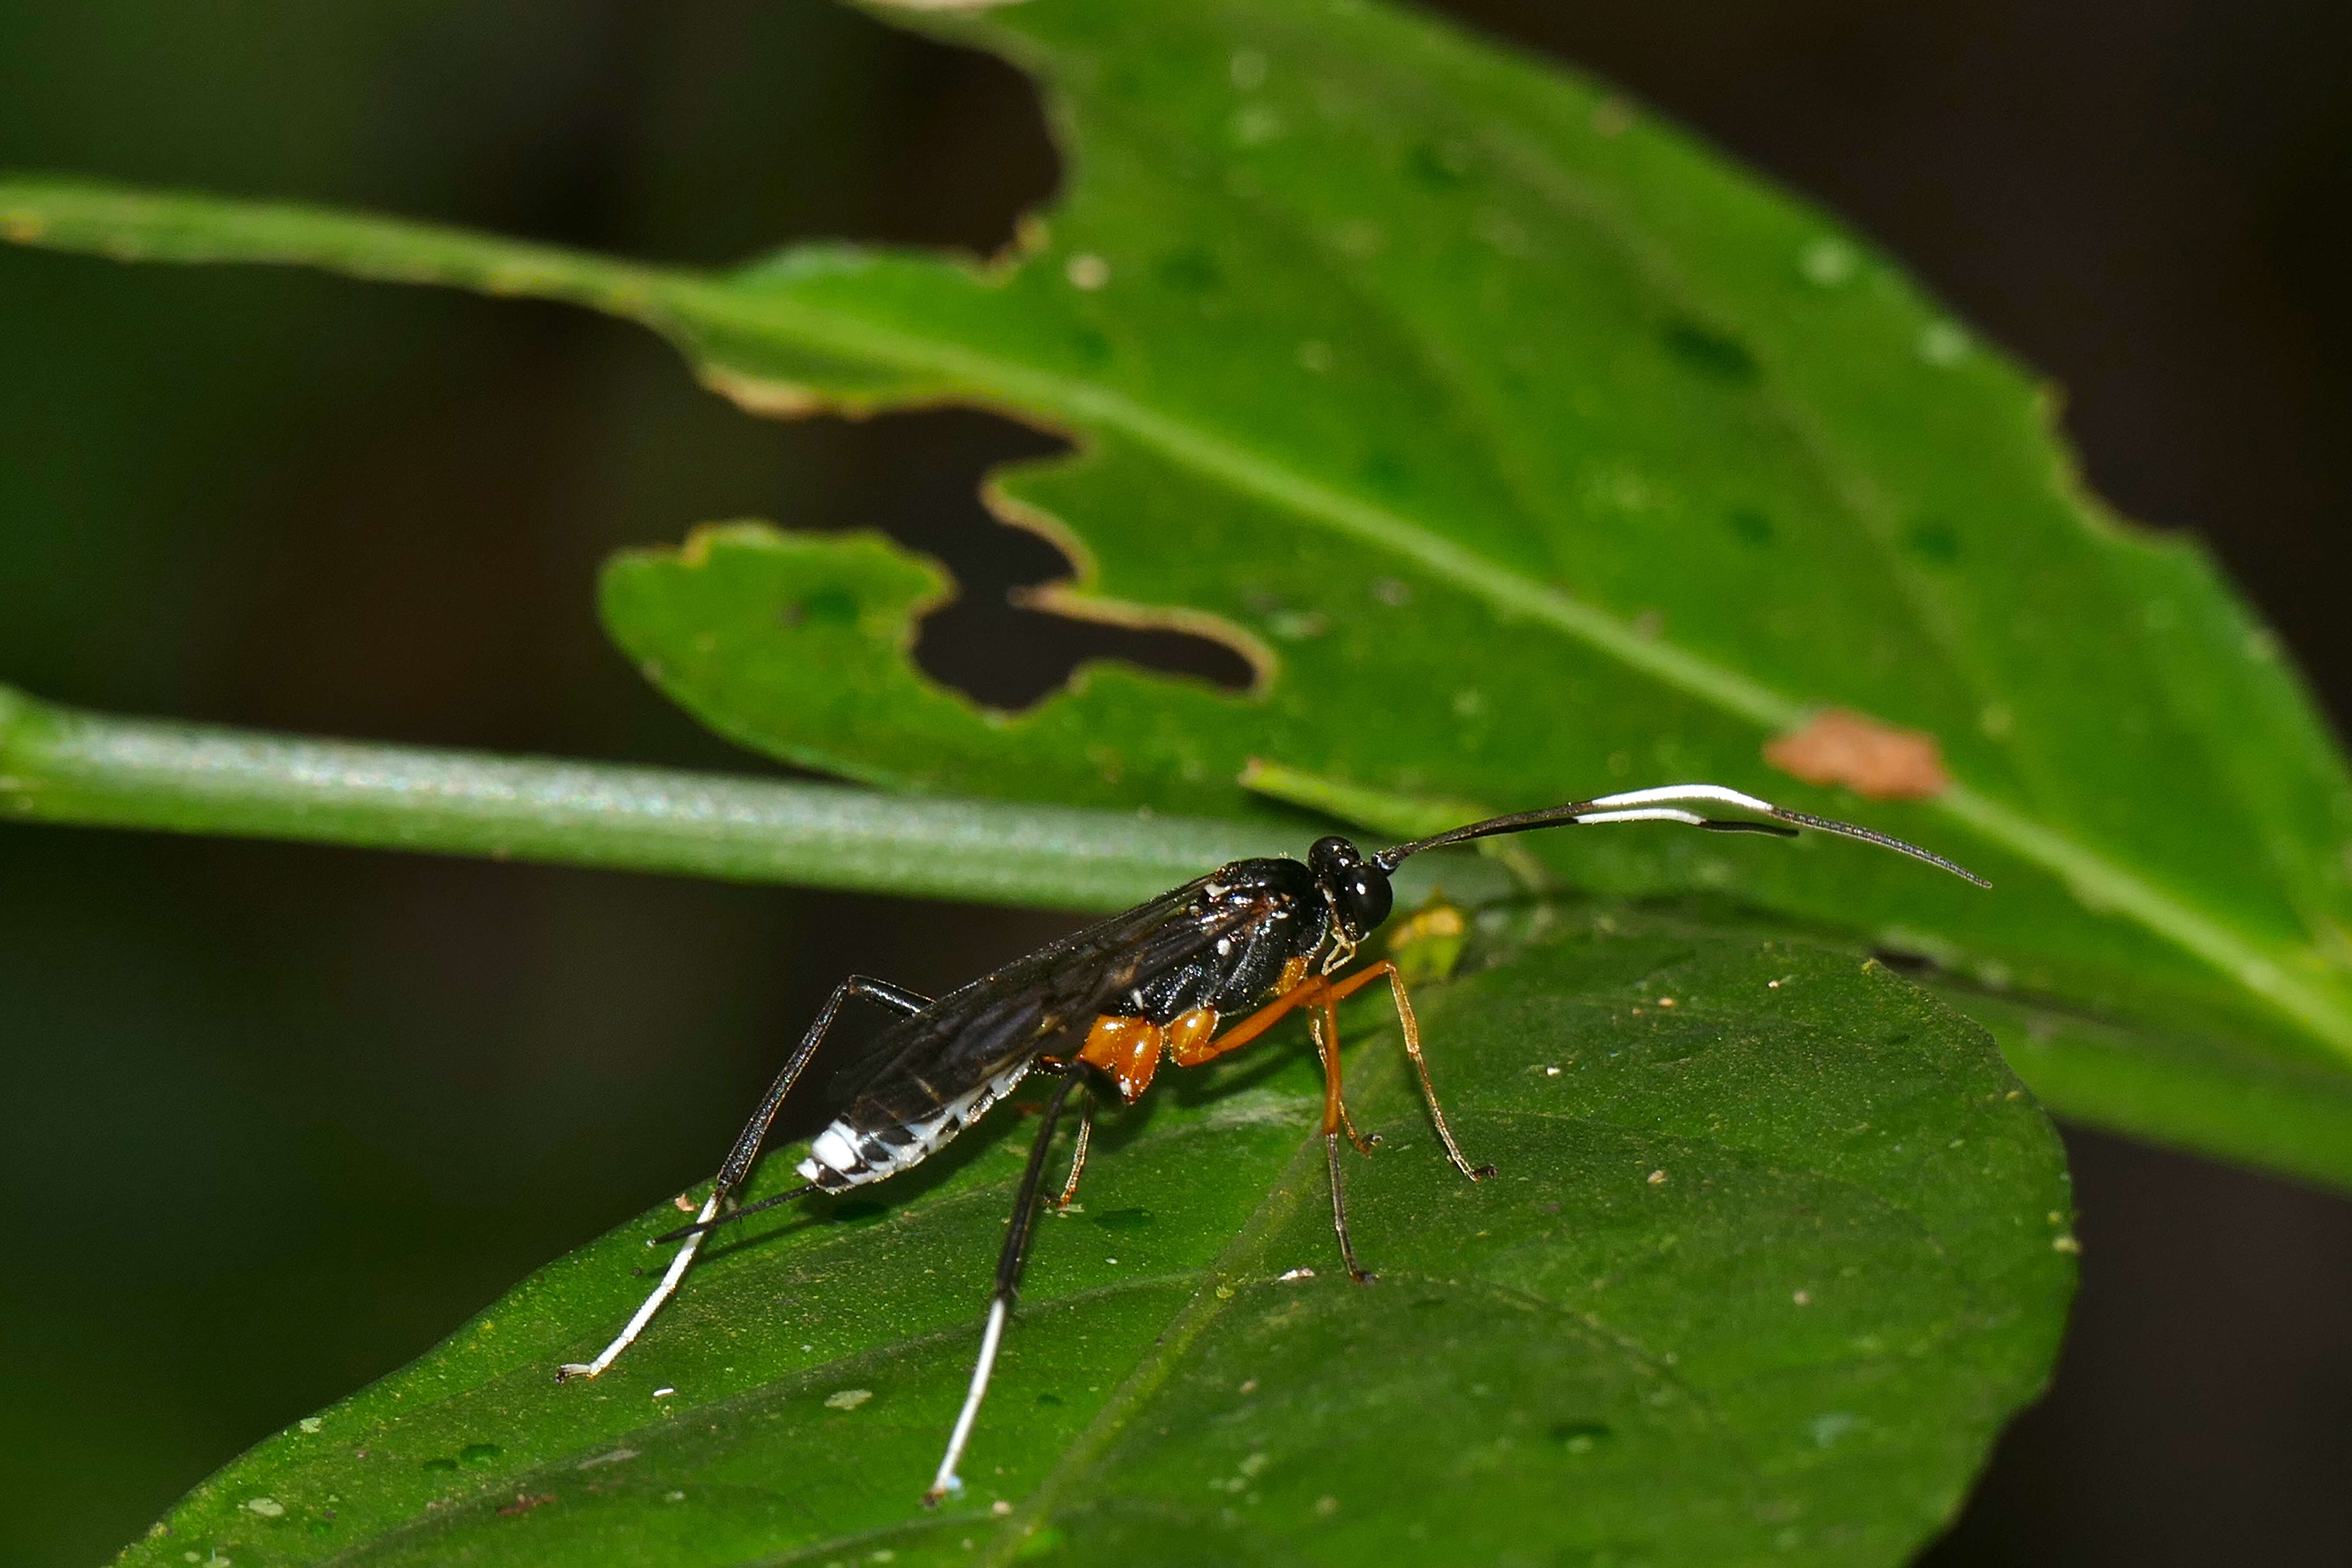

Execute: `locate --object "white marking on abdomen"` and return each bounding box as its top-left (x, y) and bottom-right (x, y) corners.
top-left (796, 1062), bottom-right (1034, 1190)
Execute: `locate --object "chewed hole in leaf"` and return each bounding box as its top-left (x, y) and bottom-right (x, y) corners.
top-left (807, 12), bottom-right (1058, 262)
top-left (879, 411), bottom-right (1256, 710)
top-left (925, 591), bottom-right (1257, 712)
top-left (631, 407), bottom-right (1261, 718)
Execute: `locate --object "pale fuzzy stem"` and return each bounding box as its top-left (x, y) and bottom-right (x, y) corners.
top-left (925, 1295), bottom-right (1010, 1506)
top-left (557, 1193), bottom-right (719, 1381)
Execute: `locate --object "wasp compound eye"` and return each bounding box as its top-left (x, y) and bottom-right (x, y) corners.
top-left (1311, 836), bottom-right (1393, 937)
top-left (1341, 867), bottom-right (1393, 937)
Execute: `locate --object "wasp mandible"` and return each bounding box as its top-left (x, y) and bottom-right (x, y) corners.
top-left (557, 783), bottom-right (1985, 1502)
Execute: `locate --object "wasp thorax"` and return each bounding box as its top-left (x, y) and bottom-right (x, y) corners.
top-left (1309, 835), bottom-right (1394, 939)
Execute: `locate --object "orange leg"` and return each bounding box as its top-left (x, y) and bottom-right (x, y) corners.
top-left (1307, 993), bottom-right (1380, 1155)
top-left (1160, 964), bottom-right (1449, 1286)
top-left (1173, 973), bottom-right (1323, 1063)
top-left (1112, 959), bottom-right (1491, 1288)
top-left (1174, 962), bottom-right (1490, 1181)
top-left (1164, 1006), bottom-right (1218, 1063)
top-left (1317, 962), bottom-right (1492, 1182)
top-left (1163, 973), bottom-right (1375, 1152)
top-left (1324, 1127), bottom-right (1371, 1283)
top-left (1305, 983), bottom-right (1376, 1280)
top-left (1078, 1014), bottom-right (1164, 1103)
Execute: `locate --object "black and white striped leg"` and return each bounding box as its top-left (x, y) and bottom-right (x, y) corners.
top-left (924, 1068), bottom-right (1087, 1507)
top-left (556, 974), bottom-right (932, 1383)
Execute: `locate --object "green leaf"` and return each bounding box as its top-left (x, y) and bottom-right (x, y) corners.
top-left (1923, 977), bottom-right (2352, 1184)
top-left (115, 909), bottom-right (2072, 1568)
top-left (6, 0), bottom-right (2350, 1185)
top-left (597, 523), bottom-right (2352, 1190)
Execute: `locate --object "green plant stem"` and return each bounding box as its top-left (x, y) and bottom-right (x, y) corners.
top-left (12, 684), bottom-right (2352, 1190)
top-left (0, 685), bottom-right (1507, 912)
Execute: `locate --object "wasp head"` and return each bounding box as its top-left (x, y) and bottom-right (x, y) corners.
top-left (1309, 836), bottom-right (1394, 941)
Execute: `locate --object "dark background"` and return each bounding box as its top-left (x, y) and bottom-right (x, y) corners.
top-left (3, 3), bottom-right (2348, 1564)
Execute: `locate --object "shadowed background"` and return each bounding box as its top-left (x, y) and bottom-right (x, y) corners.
top-left (1, 3), bottom-right (2346, 1564)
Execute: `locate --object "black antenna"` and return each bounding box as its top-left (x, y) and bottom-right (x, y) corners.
top-left (1371, 784), bottom-right (1988, 888)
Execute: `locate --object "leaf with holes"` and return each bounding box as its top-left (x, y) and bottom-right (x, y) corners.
top-left (5, 0), bottom-right (2349, 1188)
top-left (112, 909), bottom-right (2071, 1567)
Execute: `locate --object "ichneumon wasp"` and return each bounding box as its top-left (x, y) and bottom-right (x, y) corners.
top-left (557, 783), bottom-right (1985, 1503)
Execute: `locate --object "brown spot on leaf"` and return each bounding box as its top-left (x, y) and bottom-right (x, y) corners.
top-left (1764, 709), bottom-right (1951, 800)
top-left (498, 1493), bottom-right (557, 1517)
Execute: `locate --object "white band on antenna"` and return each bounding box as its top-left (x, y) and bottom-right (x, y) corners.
top-left (1587, 784), bottom-right (1776, 814)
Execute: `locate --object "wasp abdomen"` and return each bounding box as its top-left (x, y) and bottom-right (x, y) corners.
top-left (798, 1060), bottom-right (1035, 1191)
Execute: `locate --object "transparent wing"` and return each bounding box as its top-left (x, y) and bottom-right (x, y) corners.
top-left (829, 874), bottom-right (1277, 1112)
